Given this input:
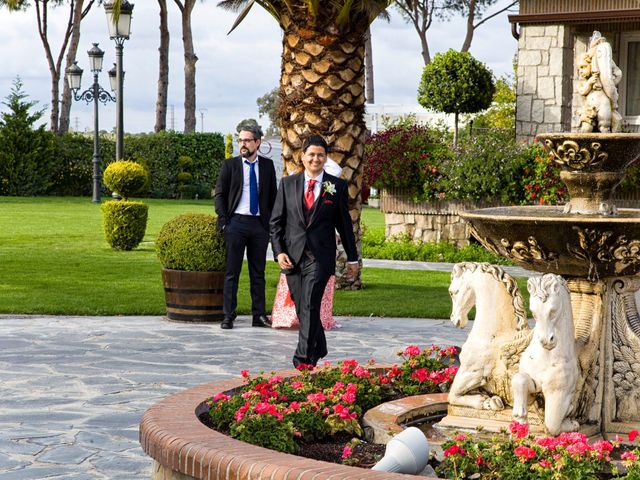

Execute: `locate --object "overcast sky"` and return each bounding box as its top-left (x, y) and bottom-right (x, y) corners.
top-left (0, 0), bottom-right (518, 136)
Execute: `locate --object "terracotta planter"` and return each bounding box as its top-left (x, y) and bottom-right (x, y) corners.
top-left (161, 268), bottom-right (224, 322)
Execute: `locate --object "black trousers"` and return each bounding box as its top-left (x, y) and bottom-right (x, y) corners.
top-left (286, 254), bottom-right (331, 367)
top-left (223, 215), bottom-right (269, 318)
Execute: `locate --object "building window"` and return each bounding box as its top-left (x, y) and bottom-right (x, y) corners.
top-left (620, 32), bottom-right (640, 123)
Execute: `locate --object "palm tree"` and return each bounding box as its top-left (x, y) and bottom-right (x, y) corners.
top-left (220, 0), bottom-right (391, 289)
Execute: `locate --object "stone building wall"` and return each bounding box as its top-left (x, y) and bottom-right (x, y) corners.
top-left (516, 24), bottom-right (574, 142)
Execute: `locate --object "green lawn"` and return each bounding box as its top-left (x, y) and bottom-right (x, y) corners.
top-left (0, 197), bottom-right (527, 317)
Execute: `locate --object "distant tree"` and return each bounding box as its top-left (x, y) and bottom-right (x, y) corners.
top-left (155, 0), bottom-right (170, 132)
top-left (173, 0), bottom-right (198, 133)
top-left (395, 0), bottom-right (517, 65)
top-left (0, 77), bottom-right (56, 195)
top-left (418, 49), bottom-right (494, 145)
top-left (0, 0), bottom-right (96, 134)
top-left (441, 0), bottom-right (518, 52)
top-left (470, 74), bottom-right (515, 130)
top-left (256, 88), bottom-right (280, 137)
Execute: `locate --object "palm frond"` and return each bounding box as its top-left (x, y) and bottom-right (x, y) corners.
top-left (217, 0), bottom-right (252, 13)
top-left (335, 0), bottom-right (355, 27)
top-left (225, 0), bottom-right (255, 33)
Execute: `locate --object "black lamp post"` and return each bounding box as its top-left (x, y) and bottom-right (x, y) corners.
top-left (104, 0), bottom-right (134, 161)
top-left (66, 43), bottom-right (116, 204)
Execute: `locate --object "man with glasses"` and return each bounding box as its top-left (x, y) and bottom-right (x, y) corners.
top-left (214, 125), bottom-right (277, 330)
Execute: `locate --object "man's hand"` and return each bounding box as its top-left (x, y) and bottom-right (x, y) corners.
top-left (346, 263), bottom-right (359, 280)
top-left (277, 253), bottom-right (293, 270)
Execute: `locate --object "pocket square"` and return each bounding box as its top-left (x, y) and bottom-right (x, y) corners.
top-left (324, 199), bottom-right (333, 205)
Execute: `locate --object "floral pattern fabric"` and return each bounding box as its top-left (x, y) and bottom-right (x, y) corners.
top-left (271, 273), bottom-right (339, 330)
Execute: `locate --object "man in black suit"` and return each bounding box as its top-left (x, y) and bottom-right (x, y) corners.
top-left (214, 125), bottom-right (277, 329)
top-left (270, 135), bottom-right (359, 367)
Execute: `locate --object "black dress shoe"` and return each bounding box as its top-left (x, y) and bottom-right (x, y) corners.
top-left (252, 315), bottom-right (272, 327)
top-left (220, 317), bottom-right (234, 329)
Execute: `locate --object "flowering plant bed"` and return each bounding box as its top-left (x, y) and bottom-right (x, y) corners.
top-left (201, 344), bottom-right (458, 462)
top-left (438, 421), bottom-right (640, 480)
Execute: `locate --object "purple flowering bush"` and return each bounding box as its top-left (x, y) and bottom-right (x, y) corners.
top-left (363, 124), bottom-right (452, 199)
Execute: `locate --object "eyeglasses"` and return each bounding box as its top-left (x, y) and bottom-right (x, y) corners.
top-left (238, 138), bottom-right (256, 144)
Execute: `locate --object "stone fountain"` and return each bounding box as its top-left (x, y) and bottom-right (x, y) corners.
top-left (437, 31), bottom-right (640, 440)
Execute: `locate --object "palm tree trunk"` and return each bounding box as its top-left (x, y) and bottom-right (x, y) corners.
top-left (155, 0), bottom-right (170, 132)
top-left (173, 0), bottom-right (197, 133)
top-left (279, 16), bottom-right (367, 289)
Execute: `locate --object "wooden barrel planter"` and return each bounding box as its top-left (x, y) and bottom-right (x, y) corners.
top-left (161, 268), bottom-right (225, 322)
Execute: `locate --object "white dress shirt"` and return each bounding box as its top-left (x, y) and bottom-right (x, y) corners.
top-left (234, 157), bottom-right (260, 216)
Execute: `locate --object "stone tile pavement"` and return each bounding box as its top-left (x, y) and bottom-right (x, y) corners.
top-left (0, 314), bottom-right (473, 479)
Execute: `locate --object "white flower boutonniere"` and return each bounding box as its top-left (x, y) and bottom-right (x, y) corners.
top-left (322, 181), bottom-right (336, 195)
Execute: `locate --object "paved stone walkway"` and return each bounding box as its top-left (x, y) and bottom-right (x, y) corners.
top-left (0, 314), bottom-right (473, 479)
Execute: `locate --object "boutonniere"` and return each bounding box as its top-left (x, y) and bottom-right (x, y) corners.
top-left (322, 181), bottom-right (336, 196)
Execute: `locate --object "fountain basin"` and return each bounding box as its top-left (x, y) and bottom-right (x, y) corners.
top-left (462, 206), bottom-right (640, 280)
top-left (538, 133), bottom-right (640, 214)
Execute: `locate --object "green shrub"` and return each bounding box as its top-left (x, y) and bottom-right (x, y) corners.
top-left (101, 200), bottom-right (149, 250)
top-left (362, 229), bottom-right (510, 264)
top-left (103, 160), bottom-right (149, 200)
top-left (156, 213), bottom-right (226, 271)
top-left (440, 130), bottom-right (529, 203)
top-left (0, 77), bottom-right (56, 196)
top-left (225, 133), bottom-right (233, 159)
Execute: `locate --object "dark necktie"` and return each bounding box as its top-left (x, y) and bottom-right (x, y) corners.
top-left (247, 160), bottom-right (258, 215)
top-left (305, 179), bottom-right (317, 210)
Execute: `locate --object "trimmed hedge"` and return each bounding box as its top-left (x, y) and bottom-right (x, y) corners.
top-left (0, 131), bottom-right (224, 199)
top-left (156, 213), bottom-right (226, 271)
top-left (101, 200), bottom-right (149, 250)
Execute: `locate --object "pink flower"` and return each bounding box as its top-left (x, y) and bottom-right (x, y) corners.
top-left (403, 345), bottom-right (421, 357)
top-left (412, 368), bottom-right (429, 382)
top-left (307, 392), bottom-right (327, 403)
top-left (455, 434), bottom-right (467, 442)
top-left (268, 375), bottom-right (283, 384)
top-left (509, 421), bottom-right (529, 439)
top-left (212, 392), bottom-right (230, 402)
top-left (342, 446), bottom-right (353, 459)
top-left (622, 451), bottom-right (638, 462)
top-left (240, 370), bottom-right (249, 378)
top-left (630, 430), bottom-right (639, 442)
top-left (290, 381), bottom-right (304, 389)
top-left (514, 445), bottom-right (536, 462)
top-left (538, 459), bottom-right (551, 468)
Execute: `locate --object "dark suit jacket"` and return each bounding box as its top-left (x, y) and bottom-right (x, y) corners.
top-left (214, 155), bottom-right (277, 231)
top-left (270, 172), bottom-right (358, 274)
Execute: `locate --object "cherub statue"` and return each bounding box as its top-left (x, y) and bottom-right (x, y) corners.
top-left (577, 31), bottom-right (623, 133)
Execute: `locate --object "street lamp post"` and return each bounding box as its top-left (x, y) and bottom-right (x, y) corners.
top-left (66, 43), bottom-right (116, 204)
top-left (104, 0), bottom-right (134, 161)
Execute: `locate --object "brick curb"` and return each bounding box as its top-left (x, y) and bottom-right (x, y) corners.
top-left (139, 369), bottom-right (442, 479)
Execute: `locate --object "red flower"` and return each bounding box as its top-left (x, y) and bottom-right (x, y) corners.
top-left (443, 444), bottom-right (465, 457)
top-left (629, 430), bottom-right (639, 442)
top-left (514, 445), bottom-right (536, 461)
top-left (342, 446), bottom-right (353, 459)
top-left (403, 345), bottom-right (421, 357)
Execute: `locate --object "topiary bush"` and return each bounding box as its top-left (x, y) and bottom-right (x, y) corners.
top-left (156, 213), bottom-right (226, 271)
top-left (103, 160), bottom-right (149, 200)
top-left (101, 200), bottom-right (149, 250)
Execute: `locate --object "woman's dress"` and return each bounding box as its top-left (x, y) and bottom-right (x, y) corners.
top-left (270, 273), bottom-right (339, 330)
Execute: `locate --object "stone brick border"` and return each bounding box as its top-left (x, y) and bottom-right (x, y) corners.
top-left (139, 369), bottom-right (443, 479)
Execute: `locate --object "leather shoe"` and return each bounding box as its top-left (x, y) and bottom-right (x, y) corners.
top-left (252, 315), bottom-right (272, 328)
top-left (220, 317), bottom-right (234, 329)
